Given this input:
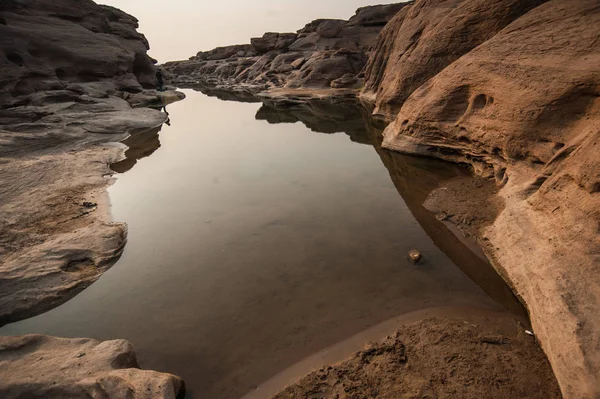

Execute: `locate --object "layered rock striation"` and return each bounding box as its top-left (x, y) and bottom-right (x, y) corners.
top-left (1, 1), bottom-right (185, 395)
top-left (0, 335), bottom-right (185, 398)
top-left (0, 0), bottom-right (185, 326)
top-left (361, 0), bottom-right (600, 398)
top-left (162, 4), bottom-right (407, 92)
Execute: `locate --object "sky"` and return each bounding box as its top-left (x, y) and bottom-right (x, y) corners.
top-left (99, 0), bottom-right (402, 62)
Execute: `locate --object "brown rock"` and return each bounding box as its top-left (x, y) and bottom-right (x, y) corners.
top-left (0, 0), bottom-right (186, 325)
top-left (272, 317), bottom-right (560, 399)
top-left (250, 32), bottom-right (297, 54)
top-left (346, 3), bottom-right (409, 27)
top-left (374, 0), bottom-right (600, 397)
top-left (0, 335), bottom-right (185, 398)
top-left (316, 20), bottom-right (344, 38)
top-left (362, 0), bottom-right (545, 116)
top-left (408, 249), bottom-right (422, 264)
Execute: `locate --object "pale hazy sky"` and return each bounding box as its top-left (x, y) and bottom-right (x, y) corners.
top-left (99, 0), bottom-right (402, 62)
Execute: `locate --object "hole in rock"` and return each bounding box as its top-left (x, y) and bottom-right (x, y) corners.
top-left (61, 258), bottom-right (95, 273)
top-left (473, 94), bottom-right (487, 111)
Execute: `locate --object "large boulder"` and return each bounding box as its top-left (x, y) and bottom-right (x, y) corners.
top-left (250, 32), bottom-right (298, 54)
top-left (379, 1), bottom-right (600, 397)
top-left (316, 20), bottom-right (344, 38)
top-left (0, 335), bottom-right (185, 398)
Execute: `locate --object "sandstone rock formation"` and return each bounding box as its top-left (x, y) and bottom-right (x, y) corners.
top-left (0, 0), bottom-right (185, 327)
top-left (162, 3), bottom-right (407, 92)
top-left (0, 335), bottom-right (185, 398)
top-left (362, 0), bottom-right (546, 116)
top-left (1, 0), bottom-right (186, 393)
top-left (361, 0), bottom-right (600, 397)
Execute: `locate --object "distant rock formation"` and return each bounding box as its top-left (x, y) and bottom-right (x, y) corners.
top-left (162, 4), bottom-right (407, 92)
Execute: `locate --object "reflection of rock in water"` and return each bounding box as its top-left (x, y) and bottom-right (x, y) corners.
top-left (187, 84), bottom-right (261, 103)
top-left (111, 125), bottom-right (163, 174)
top-left (377, 149), bottom-right (528, 322)
top-left (256, 98), bottom-right (374, 145)
top-left (256, 97), bottom-right (527, 321)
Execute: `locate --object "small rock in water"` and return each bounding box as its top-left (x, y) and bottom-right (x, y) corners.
top-left (409, 249), bottom-right (422, 264)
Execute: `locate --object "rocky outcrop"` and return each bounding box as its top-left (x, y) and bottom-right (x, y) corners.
top-left (162, 3), bottom-right (407, 92)
top-left (0, 335), bottom-right (185, 398)
top-left (362, 0), bottom-right (546, 116)
top-left (362, 0), bottom-right (600, 397)
top-left (0, 0), bottom-right (159, 100)
top-left (0, 0), bottom-right (186, 327)
top-left (1, 0), bottom-right (186, 393)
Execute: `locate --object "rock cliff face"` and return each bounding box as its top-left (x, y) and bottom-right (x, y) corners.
top-left (362, 0), bottom-right (600, 397)
top-left (162, 4), bottom-right (407, 92)
top-left (0, 0), bottom-right (185, 395)
top-left (0, 0), bottom-right (158, 102)
top-left (362, 0), bottom-right (546, 116)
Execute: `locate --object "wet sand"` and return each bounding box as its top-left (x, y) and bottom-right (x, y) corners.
top-left (1, 90), bottom-right (527, 399)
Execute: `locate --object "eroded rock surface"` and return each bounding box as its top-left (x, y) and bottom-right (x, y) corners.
top-left (0, 335), bottom-right (185, 398)
top-left (0, 0), bottom-right (185, 326)
top-left (1, 0), bottom-right (186, 393)
top-left (364, 0), bottom-right (600, 397)
top-left (362, 0), bottom-right (545, 116)
top-left (162, 4), bottom-right (407, 93)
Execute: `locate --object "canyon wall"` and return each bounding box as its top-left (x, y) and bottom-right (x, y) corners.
top-left (362, 0), bottom-right (600, 397)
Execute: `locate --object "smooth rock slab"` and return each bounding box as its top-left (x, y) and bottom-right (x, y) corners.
top-left (0, 335), bottom-right (185, 399)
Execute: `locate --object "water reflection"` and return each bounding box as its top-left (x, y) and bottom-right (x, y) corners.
top-left (256, 99), bottom-right (372, 145)
top-left (111, 125), bottom-right (163, 173)
top-left (253, 96), bottom-right (526, 321)
top-left (2, 89), bottom-right (525, 399)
